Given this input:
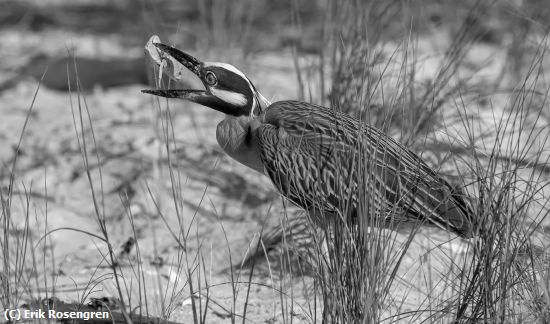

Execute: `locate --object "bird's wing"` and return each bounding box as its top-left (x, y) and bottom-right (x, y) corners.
top-left (257, 123), bottom-right (359, 220)
top-left (257, 101), bottom-right (473, 236)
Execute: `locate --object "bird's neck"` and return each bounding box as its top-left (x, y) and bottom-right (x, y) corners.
top-left (216, 116), bottom-right (264, 174)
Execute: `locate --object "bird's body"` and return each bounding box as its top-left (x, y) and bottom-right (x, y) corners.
top-left (217, 100), bottom-right (473, 236)
top-left (143, 39), bottom-right (474, 238)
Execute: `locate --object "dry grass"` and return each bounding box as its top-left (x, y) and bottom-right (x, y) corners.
top-left (275, 0), bottom-right (550, 322)
top-left (2, 1), bottom-right (550, 323)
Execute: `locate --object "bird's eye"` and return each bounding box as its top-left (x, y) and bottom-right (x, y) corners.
top-left (205, 72), bottom-right (217, 86)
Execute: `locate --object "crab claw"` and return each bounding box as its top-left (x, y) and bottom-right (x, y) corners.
top-left (144, 35), bottom-right (191, 83)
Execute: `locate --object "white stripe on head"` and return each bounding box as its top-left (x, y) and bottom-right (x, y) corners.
top-left (205, 62), bottom-right (257, 95)
top-left (205, 62), bottom-right (270, 115)
top-left (205, 62), bottom-right (248, 80)
top-left (210, 88), bottom-right (248, 107)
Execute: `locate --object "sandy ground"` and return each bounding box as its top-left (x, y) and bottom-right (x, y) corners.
top-left (2, 3), bottom-right (550, 323)
top-left (0, 24), bottom-right (319, 322)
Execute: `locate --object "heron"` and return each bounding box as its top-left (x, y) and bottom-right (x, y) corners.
top-left (142, 40), bottom-right (474, 238)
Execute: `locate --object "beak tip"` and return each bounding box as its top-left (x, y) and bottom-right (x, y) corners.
top-left (148, 43), bottom-right (202, 76)
top-left (152, 42), bottom-right (169, 52)
top-left (141, 89), bottom-right (167, 98)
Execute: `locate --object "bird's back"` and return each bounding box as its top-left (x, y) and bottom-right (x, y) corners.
top-left (257, 100), bottom-right (474, 237)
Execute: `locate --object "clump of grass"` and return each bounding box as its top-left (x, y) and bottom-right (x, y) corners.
top-left (196, 0), bottom-right (256, 51)
top-left (279, 0), bottom-right (550, 322)
top-left (452, 34), bottom-right (550, 321)
top-left (325, 0), bottom-right (488, 143)
top-left (1, 77), bottom-right (45, 314)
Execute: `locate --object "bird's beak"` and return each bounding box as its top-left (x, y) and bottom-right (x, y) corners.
top-left (153, 43), bottom-right (202, 77)
top-left (141, 38), bottom-right (254, 116)
top-left (142, 42), bottom-right (206, 100)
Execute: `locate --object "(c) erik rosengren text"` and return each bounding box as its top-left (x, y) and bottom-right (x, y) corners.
top-left (4, 308), bottom-right (110, 321)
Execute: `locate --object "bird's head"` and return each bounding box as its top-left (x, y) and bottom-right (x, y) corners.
top-left (142, 43), bottom-right (269, 117)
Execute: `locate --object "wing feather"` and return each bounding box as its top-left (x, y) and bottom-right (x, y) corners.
top-left (257, 101), bottom-right (474, 237)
